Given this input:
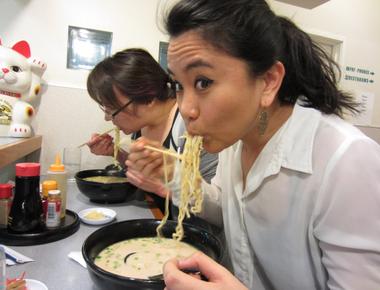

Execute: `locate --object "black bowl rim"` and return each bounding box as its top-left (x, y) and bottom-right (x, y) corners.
top-left (82, 219), bottom-right (222, 285)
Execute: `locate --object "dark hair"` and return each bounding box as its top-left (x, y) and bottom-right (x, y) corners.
top-left (165, 0), bottom-right (359, 116)
top-left (87, 48), bottom-right (174, 109)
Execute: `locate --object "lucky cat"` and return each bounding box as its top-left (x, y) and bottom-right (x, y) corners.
top-left (0, 39), bottom-right (46, 137)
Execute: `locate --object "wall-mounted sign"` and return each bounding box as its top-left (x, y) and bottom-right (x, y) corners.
top-left (352, 91), bottom-right (375, 126)
top-left (344, 66), bottom-right (375, 84)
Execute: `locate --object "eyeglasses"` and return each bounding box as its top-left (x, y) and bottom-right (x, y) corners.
top-left (99, 99), bottom-right (134, 119)
top-left (111, 99), bottom-right (134, 118)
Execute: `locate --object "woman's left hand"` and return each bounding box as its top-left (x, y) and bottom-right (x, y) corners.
top-left (163, 252), bottom-right (248, 290)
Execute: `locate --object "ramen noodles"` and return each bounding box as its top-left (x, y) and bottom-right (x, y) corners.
top-left (113, 127), bottom-right (122, 169)
top-left (95, 237), bottom-right (197, 279)
top-left (83, 176), bottom-right (128, 183)
top-left (156, 133), bottom-right (203, 241)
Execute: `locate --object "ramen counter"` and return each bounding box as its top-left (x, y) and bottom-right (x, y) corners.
top-left (6, 180), bottom-right (155, 290)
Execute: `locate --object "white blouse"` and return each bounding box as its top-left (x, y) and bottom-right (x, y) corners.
top-left (172, 104), bottom-right (380, 290)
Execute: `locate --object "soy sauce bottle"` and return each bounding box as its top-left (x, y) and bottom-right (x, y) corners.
top-left (8, 163), bottom-right (43, 232)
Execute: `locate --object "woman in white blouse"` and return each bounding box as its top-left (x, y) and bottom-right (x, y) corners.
top-left (126, 0), bottom-right (380, 289)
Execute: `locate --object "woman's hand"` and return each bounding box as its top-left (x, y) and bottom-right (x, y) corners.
top-left (126, 137), bottom-right (176, 180)
top-left (163, 252), bottom-right (248, 290)
top-left (126, 137), bottom-right (175, 198)
top-left (87, 133), bottom-right (114, 156)
top-left (127, 168), bottom-right (169, 198)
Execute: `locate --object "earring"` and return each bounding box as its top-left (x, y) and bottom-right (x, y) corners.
top-left (258, 111), bottom-right (268, 135)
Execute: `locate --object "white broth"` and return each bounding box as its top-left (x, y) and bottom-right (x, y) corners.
top-left (94, 237), bottom-right (198, 279)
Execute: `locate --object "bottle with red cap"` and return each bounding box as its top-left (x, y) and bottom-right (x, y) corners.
top-left (8, 162), bottom-right (44, 232)
top-left (0, 184), bottom-right (12, 229)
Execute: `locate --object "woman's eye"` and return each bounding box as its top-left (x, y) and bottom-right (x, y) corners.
top-left (195, 77), bottom-right (213, 90)
top-left (11, 66), bottom-right (22, 72)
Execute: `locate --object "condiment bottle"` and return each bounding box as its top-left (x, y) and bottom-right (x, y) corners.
top-left (41, 180), bottom-right (57, 221)
top-left (45, 189), bottom-right (62, 229)
top-left (47, 154), bottom-right (67, 219)
top-left (0, 184), bottom-right (12, 229)
top-left (8, 163), bottom-right (43, 232)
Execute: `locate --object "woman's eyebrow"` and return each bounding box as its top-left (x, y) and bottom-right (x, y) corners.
top-left (168, 59), bottom-right (213, 77)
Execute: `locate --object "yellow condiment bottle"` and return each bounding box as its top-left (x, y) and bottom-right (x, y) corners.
top-left (47, 154), bottom-right (67, 219)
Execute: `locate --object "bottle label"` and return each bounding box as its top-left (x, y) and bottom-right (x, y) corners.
top-left (46, 200), bottom-right (61, 228)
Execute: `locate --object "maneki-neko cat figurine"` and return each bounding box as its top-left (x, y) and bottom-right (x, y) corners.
top-left (0, 39), bottom-right (46, 137)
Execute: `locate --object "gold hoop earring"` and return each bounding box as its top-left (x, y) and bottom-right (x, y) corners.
top-left (258, 111), bottom-right (268, 135)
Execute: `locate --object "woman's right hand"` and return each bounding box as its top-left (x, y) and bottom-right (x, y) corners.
top-left (163, 252), bottom-right (248, 290)
top-left (87, 133), bottom-right (114, 156)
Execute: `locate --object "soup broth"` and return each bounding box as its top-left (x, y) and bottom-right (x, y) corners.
top-left (83, 176), bottom-right (128, 183)
top-left (95, 237), bottom-right (198, 279)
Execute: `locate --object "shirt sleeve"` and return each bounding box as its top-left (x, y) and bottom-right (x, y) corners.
top-left (313, 137), bottom-right (380, 290)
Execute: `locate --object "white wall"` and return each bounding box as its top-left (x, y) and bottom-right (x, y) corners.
top-left (1, 0), bottom-right (379, 174)
top-left (268, 0), bottom-right (380, 126)
top-left (0, 0), bottom-right (168, 89)
top-left (0, 0), bottom-right (169, 173)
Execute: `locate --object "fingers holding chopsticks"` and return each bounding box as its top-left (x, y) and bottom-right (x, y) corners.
top-left (87, 133), bottom-right (115, 156)
top-left (126, 137), bottom-right (165, 177)
top-left (126, 137), bottom-right (177, 182)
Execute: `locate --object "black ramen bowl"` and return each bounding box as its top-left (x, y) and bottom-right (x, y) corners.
top-left (75, 169), bottom-right (136, 203)
top-left (82, 219), bottom-right (223, 290)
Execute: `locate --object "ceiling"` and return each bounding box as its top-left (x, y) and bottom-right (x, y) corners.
top-left (274, 0), bottom-right (331, 9)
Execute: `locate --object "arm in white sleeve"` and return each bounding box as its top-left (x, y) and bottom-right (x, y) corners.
top-left (313, 138), bottom-right (380, 290)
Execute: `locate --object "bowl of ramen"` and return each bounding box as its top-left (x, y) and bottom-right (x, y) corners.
top-left (82, 219), bottom-right (223, 290)
top-left (75, 169), bottom-right (137, 203)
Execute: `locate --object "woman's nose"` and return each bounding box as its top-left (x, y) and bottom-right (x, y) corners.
top-left (179, 91), bottom-right (199, 122)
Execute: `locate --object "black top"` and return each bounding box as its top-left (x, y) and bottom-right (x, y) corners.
top-left (131, 109), bottom-right (180, 218)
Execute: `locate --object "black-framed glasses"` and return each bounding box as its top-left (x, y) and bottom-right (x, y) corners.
top-left (99, 99), bottom-right (134, 118)
top-left (111, 99), bottom-right (134, 118)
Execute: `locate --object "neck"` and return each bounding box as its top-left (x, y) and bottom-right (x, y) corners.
top-left (240, 103), bottom-right (293, 188)
top-left (243, 103), bottom-right (293, 157)
top-left (142, 99), bottom-right (177, 144)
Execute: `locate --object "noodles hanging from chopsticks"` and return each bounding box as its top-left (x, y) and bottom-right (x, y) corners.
top-left (145, 133), bottom-right (203, 241)
top-left (113, 127), bottom-right (122, 169)
top-left (156, 154), bottom-right (170, 238)
top-left (172, 133), bottom-right (203, 241)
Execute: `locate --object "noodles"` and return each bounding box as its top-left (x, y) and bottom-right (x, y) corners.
top-left (156, 154), bottom-right (170, 238)
top-left (113, 127), bottom-right (122, 169)
top-left (172, 133), bottom-right (203, 241)
top-left (83, 176), bottom-right (128, 183)
top-left (155, 133), bottom-right (203, 241)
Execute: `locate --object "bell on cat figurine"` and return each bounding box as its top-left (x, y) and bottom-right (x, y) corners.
top-left (0, 39), bottom-right (46, 137)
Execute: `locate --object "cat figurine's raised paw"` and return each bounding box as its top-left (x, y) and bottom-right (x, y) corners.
top-left (0, 39), bottom-right (46, 137)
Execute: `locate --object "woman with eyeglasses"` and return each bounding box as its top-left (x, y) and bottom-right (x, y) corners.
top-left (85, 48), bottom-right (219, 223)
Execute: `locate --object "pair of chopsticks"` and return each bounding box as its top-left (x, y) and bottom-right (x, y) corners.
top-left (144, 145), bottom-right (182, 160)
top-left (77, 128), bottom-right (115, 148)
top-left (78, 128), bottom-right (181, 160)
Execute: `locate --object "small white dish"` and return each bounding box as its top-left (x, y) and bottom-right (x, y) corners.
top-left (25, 279), bottom-right (48, 290)
top-left (78, 207), bottom-right (116, 225)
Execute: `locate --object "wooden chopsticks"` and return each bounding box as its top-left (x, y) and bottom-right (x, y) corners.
top-left (144, 145), bottom-right (182, 160)
top-left (77, 128), bottom-right (115, 148)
